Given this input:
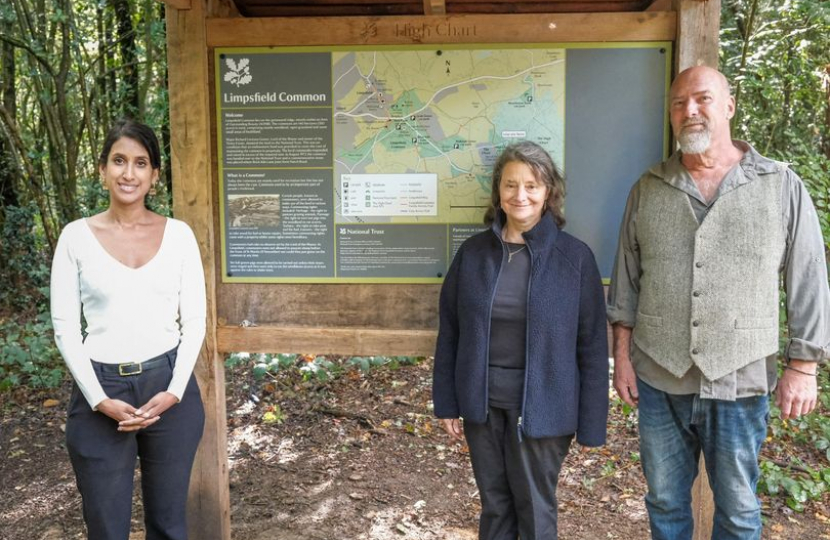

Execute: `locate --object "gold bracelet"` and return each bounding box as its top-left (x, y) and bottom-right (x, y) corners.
top-left (784, 365), bottom-right (818, 377)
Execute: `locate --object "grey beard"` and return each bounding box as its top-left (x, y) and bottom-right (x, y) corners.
top-left (678, 128), bottom-right (711, 154)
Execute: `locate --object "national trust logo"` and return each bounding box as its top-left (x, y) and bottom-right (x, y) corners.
top-left (224, 58), bottom-right (252, 87)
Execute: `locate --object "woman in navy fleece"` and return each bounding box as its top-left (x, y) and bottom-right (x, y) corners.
top-left (433, 141), bottom-right (609, 540)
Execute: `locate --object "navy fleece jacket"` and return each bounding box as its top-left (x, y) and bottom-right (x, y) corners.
top-left (432, 211), bottom-right (609, 446)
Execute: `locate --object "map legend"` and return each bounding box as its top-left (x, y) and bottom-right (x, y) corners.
top-left (341, 174), bottom-right (438, 216)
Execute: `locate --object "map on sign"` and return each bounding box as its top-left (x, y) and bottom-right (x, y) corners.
top-left (332, 49), bottom-right (565, 224)
top-left (216, 44), bottom-right (667, 282)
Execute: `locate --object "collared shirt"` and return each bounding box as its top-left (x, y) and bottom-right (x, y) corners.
top-left (607, 141), bottom-right (830, 400)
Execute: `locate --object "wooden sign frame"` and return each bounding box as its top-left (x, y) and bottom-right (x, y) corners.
top-left (164, 1), bottom-right (720, 538)
top-left (208, 12), bottom-right (677, 360)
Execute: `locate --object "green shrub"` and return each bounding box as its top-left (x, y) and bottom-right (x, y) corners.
top-left (225, 352), bottom-right (424, 382)
top-left (0, 205), bottom-right (50, 315)
top-left (0, 312), bottom-right (64, 391)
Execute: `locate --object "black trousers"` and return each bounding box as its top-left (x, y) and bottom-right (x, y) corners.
top-left (464, 406), bottom-right (573, 540)
top-left (65, 350), bottom-right (205, 540)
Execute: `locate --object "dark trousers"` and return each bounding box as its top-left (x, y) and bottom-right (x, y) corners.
top-left (65, 350), bottom-right (205, 540)
top-left (464, 406), bottom-right (573, 540)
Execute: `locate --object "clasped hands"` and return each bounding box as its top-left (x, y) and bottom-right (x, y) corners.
top-left (96, 391), bottom-right (179, 432)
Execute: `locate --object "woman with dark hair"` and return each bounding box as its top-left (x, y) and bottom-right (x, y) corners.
top-left (433, 141), bottom-right (609, 540)
top-left (51, 119), bottom-right (206, 540)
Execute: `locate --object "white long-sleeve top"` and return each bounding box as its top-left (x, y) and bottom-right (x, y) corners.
top-left (50, 218), bottom-right (207, 409)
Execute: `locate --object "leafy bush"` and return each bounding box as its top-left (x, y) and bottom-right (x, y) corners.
top-left (347, 355), bottom-right (421, 373)
top-left (0, 205), bottom-right (63, 392)
top-left (758, 458), bottom-right (830, 512)
top-left (0, 312), bottom-right (63, 391)
top-left (0, 205), bottom-right (50, 315)
top-left (225, 352), bottom-right (424, 383)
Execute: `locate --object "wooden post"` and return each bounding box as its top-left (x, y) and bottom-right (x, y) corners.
top-left (673, 0), bottom-right (721, 70)
top-left (692, 464), bottom-right (715, 539)
top-left (166, 0), bottom-right (232, 538)
top-left (672, 2), bottom-right (720, 538)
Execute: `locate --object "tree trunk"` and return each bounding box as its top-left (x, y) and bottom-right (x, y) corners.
top-left (731, 0), bottom-right (759, 131)
top-left (110, 0), bottom-right (139, 119)
top-left (159, 0), bottom-right (172, 197)
top-left (106, 7), bottom-right (118, 120)
top-left (824, 64), bottom-right (830, 161)
top-left (139, 0), bottom-right (154, 116)
top-left (96, 2), bottom-right (110, 126)
top-left (0, 18), bottom-right (19, 211)
top-left (54, 0), bottom-right (80, 225)
top-left (0, 107), bottom-right (57, 252)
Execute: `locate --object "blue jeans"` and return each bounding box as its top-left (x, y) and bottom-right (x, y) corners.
top-left (637, 378), bottom-right (768, 540)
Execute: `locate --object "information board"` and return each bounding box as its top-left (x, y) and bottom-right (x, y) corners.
top-left (215, 44), bottom-right (670, 282)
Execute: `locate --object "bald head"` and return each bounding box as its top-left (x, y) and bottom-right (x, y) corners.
top-left (671, 66), bottom-right (731, 99)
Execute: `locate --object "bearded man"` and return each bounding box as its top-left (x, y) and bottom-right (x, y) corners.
top-left (607, 65), bottom-right (830, 540)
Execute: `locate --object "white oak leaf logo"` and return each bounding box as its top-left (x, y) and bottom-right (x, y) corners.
top-left (224, 57), bottom-right (252, 87)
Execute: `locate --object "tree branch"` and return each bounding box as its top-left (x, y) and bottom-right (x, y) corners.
top-left (0, 33), bottom-right (56, 78)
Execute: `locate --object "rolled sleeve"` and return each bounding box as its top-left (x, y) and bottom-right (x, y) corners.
top-left (782, 170), bottom-right (830, 362)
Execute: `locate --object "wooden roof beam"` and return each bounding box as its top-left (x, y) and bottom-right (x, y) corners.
top-left (206, 12), bottom-right (676, 47)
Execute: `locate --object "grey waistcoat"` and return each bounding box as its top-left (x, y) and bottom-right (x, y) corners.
top-left (632, 168), bottom-right (785, 381)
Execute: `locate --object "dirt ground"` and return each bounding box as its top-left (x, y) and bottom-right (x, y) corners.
top-left (1, 359), bottom-right (828, 540)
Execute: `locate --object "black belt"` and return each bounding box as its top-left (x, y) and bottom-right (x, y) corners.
top-left (95, 349), bottom-right (176, 376)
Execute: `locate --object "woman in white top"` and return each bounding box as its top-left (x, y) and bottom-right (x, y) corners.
top-left (51, 119), bottom-right (206, 540)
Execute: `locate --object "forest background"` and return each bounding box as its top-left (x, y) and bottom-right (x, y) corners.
top-left (0, 0), bottom-right (829, 513)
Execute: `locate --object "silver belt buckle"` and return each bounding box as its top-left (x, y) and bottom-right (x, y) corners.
top-left (118, 362), bottom-right (143, 376)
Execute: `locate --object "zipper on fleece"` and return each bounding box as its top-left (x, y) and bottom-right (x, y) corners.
top-left (484, 230), bottom-right (506, 423)
top-left (517, 240), bottom-right (534, 444)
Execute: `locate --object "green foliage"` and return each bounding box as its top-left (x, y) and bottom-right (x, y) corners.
top-left (347, 355), bottom-right (422, 373)
top-left (0, 0), bottom-right (172, 251)
top-left (226, 352), bottom-right (298, 378)
top-left (721, 0), bottom-right (830, 247)
top-left (770, 373), bottom-right (830, 459)
top-left (608, 395), bottom-right (638, 431)
top-left (226, 352), bottom-right (424, 383)
top-left (758, 458), bottom-right (830, 512)
top-left (0, 311), bottom-right (63, 391)
top-left (760, 369), bottom-right (830, 510)
top-left (0, 204), bottom-right (50, 314)
top-left (299, 356), bottom-right (341, 382)
top-left (261, 404), bottom-right (285, 424)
